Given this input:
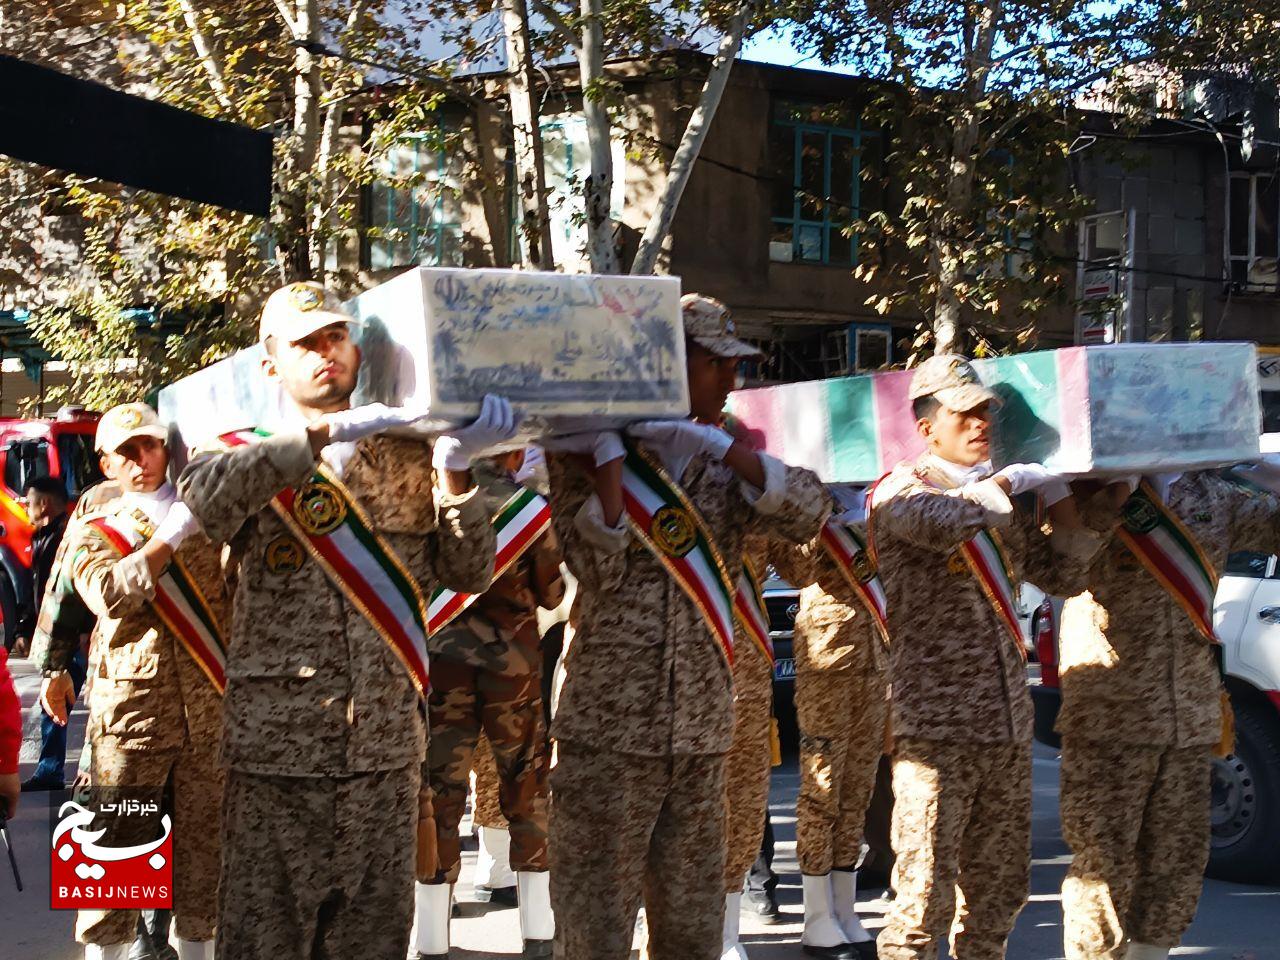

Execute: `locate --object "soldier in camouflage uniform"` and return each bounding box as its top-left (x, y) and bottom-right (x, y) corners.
top-left (543, 294), bottom-right (830, 960)
top-left (50, 403), bottom-right (230, 960)
top-left (772, 500), bottom-right (887, 960)
top-left (870, 356), bottom-right (1106, 960)
top-left (178, 283), bottom-right (510, 960)
top-left (1057, 471), bottom-right (1280, 960)
top-left (720, 582), bottom-right (776, 960)
top-left (416, 450), bottom-right (563, 958)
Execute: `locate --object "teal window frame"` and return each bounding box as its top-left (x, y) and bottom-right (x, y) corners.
top-left (367, 134), bottom-right (463, 270)
top-left (771, 112), bottom-right (877, 266)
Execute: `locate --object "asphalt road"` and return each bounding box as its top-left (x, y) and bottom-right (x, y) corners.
top-left (3, 655), bottom-right (1276, 960)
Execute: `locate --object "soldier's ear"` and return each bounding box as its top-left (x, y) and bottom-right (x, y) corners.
top-left (261, 353), bottom-right (279, 382)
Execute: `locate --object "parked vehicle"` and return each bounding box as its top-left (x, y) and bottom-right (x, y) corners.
top-left (1031, 551), bottom-right (1280, 883)
top-left (0, 407), bottom-right (102, 648)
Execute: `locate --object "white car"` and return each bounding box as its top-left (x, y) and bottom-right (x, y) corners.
top-left (1031, 548), bottom-right (1280, 884)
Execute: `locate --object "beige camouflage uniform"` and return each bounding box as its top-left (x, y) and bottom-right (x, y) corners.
top-left (546, 447), bottom-right (828, 960)
top-left (66, 502), bottom-right (229, 947)
top-left (871, 455), bottom-right (1100, 960)
top-left (775, 531), bottom-right (889, 878)
top-left (1057, 472), bottom-right (1280, 959)
top-left (721, 598), bottom-right (776, 894)
top-left (425, 463), bottom-right (562, 884)
top-left (179, 432), bottom-right (494, 960)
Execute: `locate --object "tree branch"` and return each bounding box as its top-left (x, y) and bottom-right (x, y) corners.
top-left (532, 0), bottom-right (581, 50)
top-left (272, 0), bottom-right (300, 37)
top-left (175, 0), bottom-right (238, 114)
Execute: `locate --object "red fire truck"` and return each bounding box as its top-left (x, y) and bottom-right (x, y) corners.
top-left (0, 407), bottom-right (102, 648)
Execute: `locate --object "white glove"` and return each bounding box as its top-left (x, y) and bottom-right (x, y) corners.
top-left (152, 501), bottom-right (200, 550)
top-left (323, 402), bottom-right (431, 443)
top-left (542, 431), bottom-right (625, 466)
top-left (432, 395), bottom-right (522, 471)
top-left (627, 420), bottom-right (734, 460)
top-left (513, 444), bottom-right (545, 484)
top-left (993, 463), bottom-right (1062, 497)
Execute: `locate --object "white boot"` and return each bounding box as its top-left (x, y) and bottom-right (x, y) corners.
top-left (412, 881), bottom-right (452, 958)
top-left (175, 940), bottom-right (215, 960)
top-left (802, 874), bottom-right (855, 954)
top-left (831, 870), bottom-right (874, 945)
top-left (475, 825), bottom-right (516, 889)
top-left (84, 946), bottom-right (130, 960)
top-left (517, 871), bottom-right (554, 955)
top-left (1125, 945), bottom-right (1170, 960)
top-left (721, 892), bottom-right (750, 960)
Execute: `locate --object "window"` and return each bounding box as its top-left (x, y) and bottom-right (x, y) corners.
top-left (770, 103), bottom-right (880, 266)
top-left (367, 136), bottom-right (463, 270)
top-left (851, 323), bottom-right (891, 371)
top-left (3, 439), bottom-right (49, 497)
top-left (56, 433), bottom-right (104, 500)
top-left (1228, 172), bottom-right (1279, 291)
top-left (539, 114), bottom-right (626, 272)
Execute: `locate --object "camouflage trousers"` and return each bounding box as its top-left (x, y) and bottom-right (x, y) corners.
top-left (879, 737), bottom-right (1031, 960)
top-left (426, 656), bottom-right (550, 883)
top-left (723, 638), bottom-right (774, 892)
top-left (1060, 738), bottom-right (1212, 959)
top-left (795, 663), bottom-right (888, 875)
top-left (550, 741), bottom-right (727, 960)
top-left (76, 737), bottom-right (222, 945)
top-left (471, 733), bottom-right (506, 829)
top-left (216, 765), bottom-right (418, 960)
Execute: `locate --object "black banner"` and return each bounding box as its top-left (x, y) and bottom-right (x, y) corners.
top-left (0, 54), bottom-right (272, 216)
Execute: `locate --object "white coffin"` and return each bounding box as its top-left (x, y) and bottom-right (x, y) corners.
top-left (158, 268), bottom-right (689, 450)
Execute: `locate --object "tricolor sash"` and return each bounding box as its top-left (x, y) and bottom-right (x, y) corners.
top-left (427, 486), bottom-right (552, 635)
top-left (620, 443), bottom-right (736, 666)
top-left (734, 556), bottom-right (773, 665)
top-left (819, 519), bottom-right (890, 643)
top-left (85, 512), bottom-right (227, 694)
top-left (1117, 479), bottom-right (1219, 643)
top-left (219, 429), bottom-right (431, 697)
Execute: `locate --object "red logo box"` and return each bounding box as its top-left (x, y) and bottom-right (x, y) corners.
top-left (50, 799), bottom-right (173, 909)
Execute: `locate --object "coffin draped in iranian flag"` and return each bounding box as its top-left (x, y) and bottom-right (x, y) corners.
top-left (158, 267), bottom-right (689, 450)
top-left (726, 342), bottom-right (1262, 482)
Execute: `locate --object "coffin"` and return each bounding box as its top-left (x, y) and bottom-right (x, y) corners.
top-left (727, 343), bottom-right (1262, 482)
top-left (158, 268), bottom-right (689, 450)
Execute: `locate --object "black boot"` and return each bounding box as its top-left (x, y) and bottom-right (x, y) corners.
top-left (802, 945), bottom-right (861, 959)
top-left (851, 941), bottom-right (878, 960)
top-left (522, 939), bottom-right (553, 959)
top-left (742, 886), bottom-right (782, 924)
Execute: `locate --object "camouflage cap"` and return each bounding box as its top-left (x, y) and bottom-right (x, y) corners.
top-left (908, 354), bottom-right (1000, 412)
top-left (259, 281), bottom-right (361, 345)
top-left (681, 293), bottom-right (762, 359)
top-left (95, 402), bottom-right (169, 454)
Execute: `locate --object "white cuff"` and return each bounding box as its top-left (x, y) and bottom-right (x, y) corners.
top-left (740, 452), bottom-right (788, 515)
top-left (573, 493), bottom-right (631, 555)
top-left (1050, 525), bottom-right (1105, 562)
top-left (1041, 478), bottom-right (1072, 507)
top-left (114, 551), bottom-right (155, 601)
top-left (958, 478), bottom-right (1013, 527)
top-left (431, 436), bottom-right (469, 472)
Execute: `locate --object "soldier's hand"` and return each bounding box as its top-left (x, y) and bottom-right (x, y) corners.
top-left (153, 502), bottom-right (200, 551)
top-left (627, 420), bottom-right (734, 464)
top-left (323, 401), bottom-right (434, 444)
top-left (542, 431), bottom-right (625, 466)
top-left (432, 395), bottom-right (522, 471)
top-left (39, 672), bottom-right (75, 727)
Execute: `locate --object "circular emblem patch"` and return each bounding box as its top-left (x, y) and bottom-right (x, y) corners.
top-left (292, 482), bottom-right (347, 536)
top-left (651, 505), bottom-right (697, 558)
top-left (852, 549), bottom-right (877, 584)
top-left (1121, 496), bottom-right (1160, 535)
top-left (118, 407), bottom-right (143, 429)
top-left (290, 283), bottom-right (322, 312)
top-left (946, 550), bottom-right (968, 576)
top-left (264, 535), bottom-right (305, 574)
